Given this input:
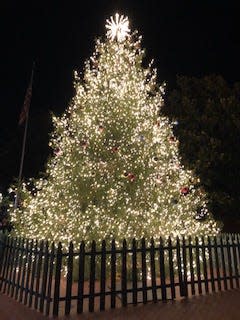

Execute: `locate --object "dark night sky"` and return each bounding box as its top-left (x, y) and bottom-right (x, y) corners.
top-left (0, 1), bottom-right (239, 193)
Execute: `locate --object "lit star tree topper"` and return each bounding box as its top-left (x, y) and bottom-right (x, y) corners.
top-left (106, 13), bottom-right (130, 42)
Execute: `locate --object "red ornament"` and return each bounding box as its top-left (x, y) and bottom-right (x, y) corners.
top-left (180, 187), bottom-right (190, 195)
top-left (128, 173), bottom-right (136, 182)
top-left (81, 140), bottom-right (88, 148)
top-left (169, 136), bottom-right (175, 142)
top-left (98, 125), bottom-right (104, 132)
top-left (54, 147), bottom-right (62, 156)
top-left (112, 146), bottom-right (119, 153)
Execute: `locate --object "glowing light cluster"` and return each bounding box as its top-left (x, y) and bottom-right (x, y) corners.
top-left (106, 13), bottom-right (130, 42)
top-left (10, 14), bottom-right (221, 250)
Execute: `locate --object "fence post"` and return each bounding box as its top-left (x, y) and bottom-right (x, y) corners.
top-left (201, 236), bottom-right (209, 294)
top-left (65, 241), bottom-right (74, 315)
top-left (220, 236), bottom-right (228, 290)
top-left (77, 241), bottom-right (85, 314)
top-left (188, 236), bottom-right (195, 296)
top-left (34, 240), bottom-right (44, 310)
top-left (195, 237), bottom-right (202, 295)
top-left (110, 239), bottom-right (116, 309)
top-left (19, 238), bottom-right (29, 302)
top-left (121, 239), bottom-right (127, 307)
top-left (100, 239), bottom-right (106, 311)
top-left (182, 237), bottom-right (188, 297)
top-left (53, 242), bottom-right (62, 317)
top-left (6, 237), bottom-right (17, 296)
top-left (141, 238), bottom-right (147, 304)
top-left (150, 238), bottom-right (157, 302)
top-left (15, 238), bottom-right (24, 300)
top-left (28, 240), bottom-right (38, 308)
top-left (236, 234), bottom-right (240, 265)
top-left (226, 235), bottom-right (233, 289)
top-left (213, 236), bottom-right (221, 291)
top-left (46, 242), bottom-right (55, 316)
top-left (89, 240), bottom-right (96, 312)
top-left (168, 237), bottom-right (176, 299)
top-left (232, 234), bottom-right (239, 288)
top-left (23, 239), bottom-right (34, 305)
top-left (132, 238), bottom-right (138, 305)
top-left (159, 237), bottom-right (166, 300)
top-left (207, 236), bottom-right (215, 292)
top-left (11, 237), bottom-right (21, 298)
top-left (40, 241), bottom-right (49, 313)
top-left (176, 237), bottom-right (185, 297)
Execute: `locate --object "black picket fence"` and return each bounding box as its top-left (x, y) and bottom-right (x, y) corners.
top-left (0, 234), bottom-right (240, 317)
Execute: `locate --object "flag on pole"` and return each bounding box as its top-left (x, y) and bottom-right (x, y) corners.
top-left (18, 68), bottom-right (34, 125)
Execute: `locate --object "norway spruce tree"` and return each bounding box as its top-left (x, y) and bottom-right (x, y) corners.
top-left (11, 14), bottom-right (220, 248)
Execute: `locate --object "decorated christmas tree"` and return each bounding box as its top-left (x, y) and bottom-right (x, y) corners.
top-left (11, 14), bottom-right (220, 248)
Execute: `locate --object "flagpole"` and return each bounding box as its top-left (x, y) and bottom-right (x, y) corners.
top-left (14, 62), bottom-right (35, 209)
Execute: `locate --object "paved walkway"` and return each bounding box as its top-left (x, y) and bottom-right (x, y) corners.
top-left (0, 292), bottom-right (48, 320)
top-left (1, 289), bottom-right (240, 320)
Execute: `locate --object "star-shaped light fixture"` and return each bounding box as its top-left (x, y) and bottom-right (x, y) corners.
top-left (106, 13), bottom-right (130, 42)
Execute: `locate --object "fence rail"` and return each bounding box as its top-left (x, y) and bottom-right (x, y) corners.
top-left (0, 234), bottom-right (240, 316)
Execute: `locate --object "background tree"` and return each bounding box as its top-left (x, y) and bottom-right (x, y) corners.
top-left (11, 14), bottom-right (220, 248)
top-left (164, 75), bottom-right (240, 231)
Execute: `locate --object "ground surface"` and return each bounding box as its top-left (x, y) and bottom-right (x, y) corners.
top-left (1, 289), bottom-right (240, 319)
